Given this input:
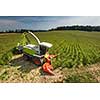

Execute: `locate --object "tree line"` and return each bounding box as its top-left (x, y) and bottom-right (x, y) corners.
top-left (0, 29), bottom-right (48, 33)
top-left (1, 25), bottom-right (100, 33)
top-left (49, 25), bottom-right (100, 32)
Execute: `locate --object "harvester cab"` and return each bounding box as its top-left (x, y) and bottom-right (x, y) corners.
top-left (17, 31), bottom-right (53, 66)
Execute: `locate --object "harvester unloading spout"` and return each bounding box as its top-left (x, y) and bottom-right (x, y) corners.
top-left (28, 31), bottom-right (40, 44)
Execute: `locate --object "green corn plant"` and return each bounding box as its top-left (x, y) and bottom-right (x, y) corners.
top-left (0, 49), bottom-right (13, 65)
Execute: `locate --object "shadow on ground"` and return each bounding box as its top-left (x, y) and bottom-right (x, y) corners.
top-left (10, 55), bottom-right (42, 73)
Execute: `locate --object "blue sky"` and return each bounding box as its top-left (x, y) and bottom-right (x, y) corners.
top-left (0, 16), bottom-right (100, 31)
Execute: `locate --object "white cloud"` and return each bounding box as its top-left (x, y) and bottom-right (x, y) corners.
top-left (57, 16), bottom-right (100, 26)
top-left (0, 19), bottom-right (26, 30)
top-left (0, 19), bottom-right (18, 25)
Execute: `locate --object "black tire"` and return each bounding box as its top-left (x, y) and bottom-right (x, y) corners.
top-left (23, 54), bottom-right (30, 61)
top-left (32, 57), bottom-right (42, 66)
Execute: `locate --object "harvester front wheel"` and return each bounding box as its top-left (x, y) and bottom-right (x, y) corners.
top-left (32, 57), bottom-right (41, 66)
